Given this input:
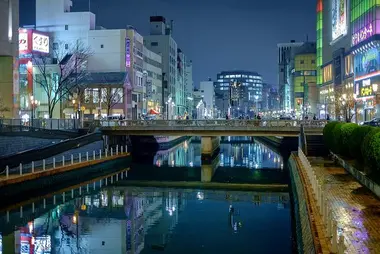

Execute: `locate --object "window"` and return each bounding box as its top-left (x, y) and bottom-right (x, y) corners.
top-left (65, 25), bottom-right (68, 30)
top-left (280, 68), bottom-right (284, 72)
top-left (53, 43), bottom-right (58, 50)
top-left (151, 42), bottom-right (158, 46)
top-left (311, 60), bottom-right (315, 64)
top-left (300, 60), bottom-right (304, 64)
top-left (65, 44), bottom-right (68, 50)
top-left (101, 44), bottom-right (104, 48)
top-left (93, 89), bottom-right (99, 103)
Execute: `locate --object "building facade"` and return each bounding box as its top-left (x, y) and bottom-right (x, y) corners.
top-left (0, 0), bottom-right (19, 117)
top-left (214, 70), bottom-right (263, 118)
top-left (144, 16), bottom-right (178, 119)
top-left (199, 79), bottom-right (215, 118)
top-left (184, 60), bottom-right (193, 116)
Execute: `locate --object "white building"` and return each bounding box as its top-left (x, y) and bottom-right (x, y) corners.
top-left (144, 16), bottom-right (178, 119)
top-left (0, 0), bottom-right (19, 117)
top-left (34, 0), bottom-right (154, 119)
top-left (143, 46), bottom-right (163, 114)
top-left (184, 60), bottom-right (193, 117)
top-left (176, 48), bottom-right (186, 116)
top-left (200, 79), bottom-right (215, 118)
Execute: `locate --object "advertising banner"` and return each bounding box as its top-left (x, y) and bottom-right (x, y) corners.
top-left (354, 47), bottom-right (380, 79)
top-left (331, 0), bottom-right (347, 41)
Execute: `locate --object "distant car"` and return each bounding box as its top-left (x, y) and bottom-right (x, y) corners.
top-left (361, 118), bottom-right (380, 127)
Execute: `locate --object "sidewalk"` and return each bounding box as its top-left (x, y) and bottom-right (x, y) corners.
top-left (308, 157), bottom-right (380, 254)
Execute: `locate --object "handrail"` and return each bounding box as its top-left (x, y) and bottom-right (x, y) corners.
top-left (0, 132), bottom-right (102, 170)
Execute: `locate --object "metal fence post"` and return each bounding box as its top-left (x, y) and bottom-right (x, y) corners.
top-left (62, 155), bottom-right (65, 166)
top-left (19, 163), bottom-right (22, 175)
top-left (79, 153), bottom-right (82, 163)
top-left (100, 149), bottom-right (102, 159)
top-left (116, 145), bottom-right (119, 155)
top-left (53, 157), bottom-right (56, 168)
top-left (86, 152), bottom-right (89, 161)
top-left (93, 150), bottom-right (96, 160)
top-left (43, 159), bottom-right (46, 170)
top-left (125, 144), bottom-right (128, 153)
top-left (6, 165), bottom-right (9, 179)
top-left (71, 154), bottom-right (74, 164)
top-left (111, 147), bottom-right (113, 156)
top-left (105, 149), bottom-right (108, 157)
top-left (31, 161), bottom-right (34, 173)
top-left (121, 146), bottom-right (123, 154)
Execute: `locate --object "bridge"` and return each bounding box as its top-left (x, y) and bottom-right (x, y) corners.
top-left (99, 119), bottom-right (325, 137)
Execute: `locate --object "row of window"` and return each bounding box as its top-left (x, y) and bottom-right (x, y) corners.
top-left (299, 60), bottom-right (315, 64)
top-left (216, 83), bottom-right (263, 87)
top-left (84, 88), bottom-right (124, 104)
top-left (219, 74), bottom-right (261, 79)
top-left (216, 79), bottom-right (262, 83)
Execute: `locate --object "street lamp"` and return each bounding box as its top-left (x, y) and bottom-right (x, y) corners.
top-left (30, 95), bottom-right (40, 123)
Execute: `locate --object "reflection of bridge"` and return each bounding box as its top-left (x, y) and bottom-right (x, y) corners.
top-left (99, 120), bottom-right (325, 137)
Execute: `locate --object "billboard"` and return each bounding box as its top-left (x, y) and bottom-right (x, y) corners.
top-left (19, 32), bottom-right (28, 52)
top-left (126, 38), bottom-right (131, 68)
top-left (331, 0), bottom-right (347, 41)
top-left (32, 33), bottom-right (49, 53)
top-left (354, 47), bottom-right (380, 79)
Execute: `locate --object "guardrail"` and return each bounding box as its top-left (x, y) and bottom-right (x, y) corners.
top-left (0, 119), bottom-right (80, 130)
top-left (1, 144), bottom-right (129, 179)
top-left (93, 119), bottom-right (327, 128)
top-left (298, 148), bottom-right (346, 253)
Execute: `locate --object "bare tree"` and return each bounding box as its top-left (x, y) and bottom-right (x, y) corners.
top-left (99, 76), bottom-right (126, 116)
top-left (335, 89), bottom-right (356, 122)
top-left (31, 40), bottom-right (92, 118)
top-left (0, 95), bottom-right (10, 117)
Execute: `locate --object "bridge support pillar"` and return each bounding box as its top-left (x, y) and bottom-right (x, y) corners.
top-left (201, 136), bottom-right (220, 163)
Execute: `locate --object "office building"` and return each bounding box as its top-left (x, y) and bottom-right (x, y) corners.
top-left (214, 70), bottom-right (263, 118)
top-left (177, 48), bottom-right (186, 116)
top-left (0, 0), bottom-right (19, 117)
top-left (184, 60), bottom-right (194, 116)
top-left (199, 78), bottom-right (215, 118)
top-left (144, 16), bottom-right (179, 119)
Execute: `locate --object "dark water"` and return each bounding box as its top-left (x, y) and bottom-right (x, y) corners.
top-left (0, 137), bottom-right (293, 254)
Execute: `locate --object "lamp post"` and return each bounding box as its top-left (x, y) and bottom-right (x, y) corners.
top-left (30, 95), bottom-right (40, 125)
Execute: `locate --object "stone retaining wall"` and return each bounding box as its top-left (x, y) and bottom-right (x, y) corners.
top-left (288, 153), bottom-right (315, 254)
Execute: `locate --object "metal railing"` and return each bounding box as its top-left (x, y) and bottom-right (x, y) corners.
top-left (0, 119), bottom-right (80, 130)
top-left (298, 148), bottom-right (346, 253)
top-left (94, 119), bottom-right (327, 128)
top-left (1, 144), bottom-right (129, 178)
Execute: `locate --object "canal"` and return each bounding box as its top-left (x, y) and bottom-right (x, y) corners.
top-left (0, 137), bottom-right (294, 254)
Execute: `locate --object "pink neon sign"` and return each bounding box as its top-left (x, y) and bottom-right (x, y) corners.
top-left (352, 23), bottom-right (373, 46)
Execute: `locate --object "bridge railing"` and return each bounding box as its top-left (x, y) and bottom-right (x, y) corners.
top-left (95, 119), bottom-right (327, 128)
top-left (0, 119), bottom-right (80, 130)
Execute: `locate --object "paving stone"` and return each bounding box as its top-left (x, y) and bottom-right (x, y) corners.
top-left (309, 157), bottom-right (380, 254)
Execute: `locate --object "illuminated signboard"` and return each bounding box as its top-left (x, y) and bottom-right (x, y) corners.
top-left (354, 47), bottom-right (380, 78)
top-left (19, 32), bottom-right (28, 52)
top-left (34, 236), bottom-right (52, 254)
top-left (357, 79), bottom-right (374, 97)
top-left (352, 23), bottom-right (373, 46)
top-left (331, 0), bottom-right (347, 41)
top-left (126, 38), bottom-right (131, 68)
top-left (32, 33), bottom-right (49, 53)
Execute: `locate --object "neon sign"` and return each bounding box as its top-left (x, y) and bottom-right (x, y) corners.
top-left (352, 23), bottom-right (373, 46)
top-left (19, 32), bottom-right (28, 52)
top-left (32, 33), bottom-right (49, 53)
top-left (126, 39), bottom-right (131, 68)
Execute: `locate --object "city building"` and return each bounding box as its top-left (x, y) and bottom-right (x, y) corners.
top-left (184, 60), bottom-right (194, 117)
top-left (193, 88), bottom-right (205, 119)
top-left (176, 48), bottom-right (186, 116)
top-left (317, 0), bottom-right (354, 121)
top-left (144, 16), bottom-right (178, 119)
top-left (143, 46), bottom-right (163, 115)
top-left (278, 41), bottom-right (317, 115)
top-left (199, 78), bottom-right (215, 118)
top-left (0, 0), bottom-right (19, 118)
top-left (214, 70), bottom-right (263, 118)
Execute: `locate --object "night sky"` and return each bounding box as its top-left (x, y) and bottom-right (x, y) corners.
top-left (20, 0), bottom-right (316, 86)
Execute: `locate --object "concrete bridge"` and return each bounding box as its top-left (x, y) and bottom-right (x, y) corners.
top-left (99, 119), bottom-right (325, 137)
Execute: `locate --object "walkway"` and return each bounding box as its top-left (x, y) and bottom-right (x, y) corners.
top-left (309, 157), bottom-right (380, 254)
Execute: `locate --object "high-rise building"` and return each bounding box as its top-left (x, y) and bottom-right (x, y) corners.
top-left (199, 78), bottom-right (215, 118)
top-left (317, 0), bottom-right (354, 121)
top-left (184, 60), bottom-right (193, 116)
top-left (0, 0), bottom-right (19, 117)
top-left (176, 48), bottom-right (186, 116)
top-left (214, 71), bottom-right (263, 118)
top-left (144, 16), bottom-right (178, 119)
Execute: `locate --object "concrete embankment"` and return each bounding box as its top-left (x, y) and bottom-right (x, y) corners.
top-left (0, 153), bottom-right (131, 203)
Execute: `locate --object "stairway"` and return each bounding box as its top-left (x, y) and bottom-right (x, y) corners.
top-left (306, 134), bottom-right (328, 157)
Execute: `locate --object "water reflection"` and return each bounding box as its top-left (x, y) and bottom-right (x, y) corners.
top-left (153, 137), bottom-right (283, 169)
top-left (1, 187), bottom-right (291, 254)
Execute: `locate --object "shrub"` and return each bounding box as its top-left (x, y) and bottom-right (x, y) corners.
top-left (339, 123), bottom-right (359, 156)
top-left (366, 131), bottom-right (380, 172)
top-left (323, 121), bottom-right (339, 150)
top-left (348, 125), bottom-right (373, 160)
top-left (361, 127), bottom-right (380, 172)
top-left (331, 123), bottom-right (345, 154)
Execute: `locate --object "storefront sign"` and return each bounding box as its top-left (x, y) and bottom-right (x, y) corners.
top-left (126, 39), bottom-right (131, 68)
top-left (357, 79), bottom-right (375, 97)
top-left (32, 33), bottom-right (49, 53)
top-left (19, 32), bottom-right (28, 52)
top-left (354, 47), bottom-right (380, 79)
top-left (352, 23), bottom-right (374, 46)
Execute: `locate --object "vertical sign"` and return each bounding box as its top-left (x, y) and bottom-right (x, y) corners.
top-left (126, 38), bottom-right (131, 68)
top-left (146, 80), bottom-right (152, 99)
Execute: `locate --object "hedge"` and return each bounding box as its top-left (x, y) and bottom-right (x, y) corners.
top-left (349, 125), bottom-right (373, 161)
top-left (323, 123), bottom-right (380, 172)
